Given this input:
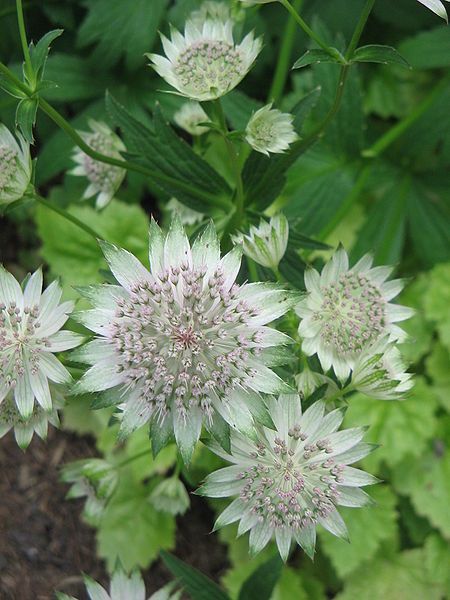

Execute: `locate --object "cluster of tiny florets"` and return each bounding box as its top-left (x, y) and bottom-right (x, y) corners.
top-left (82, 131), bottom-right (122, 193)
top-left (0, 146), bottom-right (18, 194)
top-left (313, 272), bottom-right (385, 354)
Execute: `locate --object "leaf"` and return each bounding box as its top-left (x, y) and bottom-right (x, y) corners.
top-left (343, 378), bottom-right (438, 474)
top-left (319, 486), bottom-right (398, 578)
top-left (97, 476), bottom-right (175, 570)
top-left (293, 48), bottom-right (344, 69)
top-left (15, 97), bottom-right (38, 143)
top-left (352, 45), bottom-right (410, 68)
top-left (29, 29), bottom-right (64, 83)
top-left (35, 196), bottom-right (149, 298)
top-left (238, 554), bottom-right (283, 600)
top-left (160, 550), bottom-right (230, 600)
top-left (422, 262), bottom-right (450, 341)
top-left (335, 549), bottom-right (445, 600)
top-left (399, 25), bottom-right (450, 69)
top-left (425, 343), bottom-right (450, 411)
top-left (290, 86), bottom-right (322, 133)
top-left (221, 90), bottom-right (263, 131)
top-left (78, 0), bottom-right (167, 70)
top-left (392, 449), bottom-right (450, 538)
top-left (42, 54), bottom-right (110, 102)
top-left (397, 276), bottom-right (434, 363)
top-left (424, 534), bottom-right (450, 589)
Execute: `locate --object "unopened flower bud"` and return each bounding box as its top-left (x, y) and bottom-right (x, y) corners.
top-left (0, 124), bottom-right (32, 206)
top-left (232, 214), bottom-right (289, 270)
top-left (245, 104), bottom-right (298, 155)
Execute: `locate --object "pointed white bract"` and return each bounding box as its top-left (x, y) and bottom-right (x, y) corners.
top-left (200, 394), bottom-right (377, 560)
top-left (245, 104), bottom-right (298, 155)
top-left (57, 566), bottom-right (180, 600)
top-left (0, 267), bottom-right (83, 419)
top-left (74, 218), bottom-right (297, 463)
top-left (295, 365), bottom-right (338, 400)
top-left (71, 120), bottom-right (126, 209)
top-left (232, 214), bottom-right (289, 270)
top-left (352, 337), bottom-right (413, 400)
top-left (416, 0), bottom-right (449, 21)
top-left (147, 20), bottom-right (262, 101)
top-left (173, 101), bottom-right (209, 136)
top-left (0, 123), bottom-right (32, 206)
top-left (0, 387), bottom-right (63, 449)
top-left (296, 248), bottom-right (413, 381)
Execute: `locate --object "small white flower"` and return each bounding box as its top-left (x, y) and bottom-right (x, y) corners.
top-left (199, 394), bottom-right (378, 561)
top-left (0, 267), bottom-right (83, 418)
top-left (416, 0), bottom-right (449, 21)
top-left (74, 217), bottom-right (297, 463)
top-left (352, 337), bottom-right (413, 401)
top-left (149, 476), bottom-right (190, 515)
top-left (148, 20), bottom-right (262, 101)
top-left (167, 198), bottom-right (204, 226)
top-left (71, 120), bottom-right (126, 209)
top-left (0, 387), bottom-right (63, 449)
top-left (245, 104), bottom-right (298, 155)
top-left (0, 124), bottom-right (32, 206)
top-left (173, 101), bottom-right (209, 136)
top-left (296, 248), bottom-right (414, 381)
top-left (57, 566), bottom-right (180, 600)
top-left (232, 214), bottom-right (289, 270)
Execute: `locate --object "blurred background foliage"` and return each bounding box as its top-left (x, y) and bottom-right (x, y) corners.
top-left (0, 0), bottom-right (449, 598)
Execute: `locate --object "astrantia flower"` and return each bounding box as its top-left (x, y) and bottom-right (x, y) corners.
top-left (0, 267), bottom-right (83, 417)
top-left (296, 248), bottom-right (413, 381)
top-left (56, 566), bottom-right (180, 600)
top-left (0, 124), bottom-right (32, 206)
top-left (167, 197), bottom-right (204, 226)
top-left (0, 387), bottom-right (63, 449)
top-left (148, 20), bottom-right (262, 101)
top-left (74, 217), bottom-right (296, 462)
top-left (199, 394), bottom-right (378, 560)
top-left (232, 214), bottom-right (289, 270)
top-left (352, 338), bottom-right (413, 401)
top-left (71, 120), bottom-right (126, 209)
top-left (245, 104), bottom-right (298, 155)
top-left (190, 1), bottom-right (233, 25)
top-left (173, 101), bottom-right (209, 136)
top-left (149, 476), bottom-right (190, 515)
top-left (416, 0), bottom-right (449, 21)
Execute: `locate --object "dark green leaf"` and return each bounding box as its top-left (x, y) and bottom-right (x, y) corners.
top-left (293, 48), bottom-right (344, 69)
top-left (399, 25), bottom-right (450, 69)
top-left (238, 555), bottom-right (283, 600)
top-left (291, 86), bottom-right (322, 133)
top-left (352, 44), bottom-right (410, 68)
top-left (15, 97), bottom-right (38, 143)
top-left (221, 90), bottom-right (263, 130)
top-left (29, 29), bottom-right (63, 83)
top-left (161, 550), bottom-right (230, 600)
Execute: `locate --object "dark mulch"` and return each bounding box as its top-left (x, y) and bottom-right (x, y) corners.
top-left (0, 430), bottom-right (228, 600)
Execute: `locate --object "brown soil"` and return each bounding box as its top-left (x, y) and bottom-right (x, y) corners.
top-left (0, 430), bottom-right (228, 600)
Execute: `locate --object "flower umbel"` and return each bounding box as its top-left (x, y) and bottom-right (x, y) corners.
top-left (200, 394), bottom-right (378, 560)
top-left (71, 120), bottom-right (126, 209)
top-left (0, 124), bottom-right (32, 206)
top-left (173, 101), bottom-right (209, 136)
top-left (148, 20), bottom-right (262, 101)
top-left (232, 214), bottom-right (289, 270)
top-left (0, 267), bottom-right (83, 418)
top-left (74, 217), bottom-right (296, 463)
top-left (245, 104), bottom-right (298, 155)
top-left (296, 248), bottom-right (413, 380)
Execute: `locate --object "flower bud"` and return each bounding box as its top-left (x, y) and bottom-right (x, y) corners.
top-left (149, 476), bottom-right (190, 516)
top-left (295, 365), bottom-right (338, 400)
top-left (245, 103), bottom-right (298, 155)
top-left (232, 214), bottom-right (289, 270)
top-left (174, 102), bottom-right (209, 136)
top-left (0, 124), bottom-right (32, 206)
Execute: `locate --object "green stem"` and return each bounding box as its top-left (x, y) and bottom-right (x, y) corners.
top-left (269, 0), bottom-right (303, 103)
top-left (324, 384), bottom-right (354, 405)
top-left (0, 60), bottom-right (230, 211)
top-left (246, 256), bottom-right (259, 282)
top-left (345, 0), bottom-right (376, 60)
top-left (363, 72), bottom-right (450, 158)
top-left (16, 0), bottom-right (33, 85)
top-left (34, 194), bottom-right (102, 241)
top-left (116, 448), bottom-right (152, 469)
top-left (279, 0), bottom-right (339, 58)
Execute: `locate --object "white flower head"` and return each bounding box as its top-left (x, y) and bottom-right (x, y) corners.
top-left (173, 101), bottom-right (209, 136)
top-left (296, 248), bottom-right (414, 381)
top-left (149, 476), bottom-right (190, 515)
top-left (190, 1), bottom-right (234, 25)
top-left (0, 124), bottom-right (32, 206)
top-left (199, 394), bottom-right (378, 561)
top-left (245, 104), bottom-right (298, 155)
top-left (71, 120), bottom-right (126, 209)
top-left (74, 217), bottom-right (297, 463)
top-left (148, 20), bottom-right (262, 101)
top-left (0, 387), bottom-right (63, 449)
top-left (167, 198), bottom-right (204, 226)
top-left (56, 566), bottom-right (180, 600)
top-left (352, 337), bottom-right (413, 401)
top-left (0, 267), bottom-right (83, 418)
top-left (416, 0), bottom-right (449, 21)
top-left (232, 214), bottom-right (289, 270)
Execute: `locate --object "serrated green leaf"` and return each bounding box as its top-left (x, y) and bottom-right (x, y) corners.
top-left (29, 29), bottom-right (63, 84)
top-left (161, 550), bottom-right (230, 600)
top-left (352, 45), bottom-right (410, 68)
top-left (425, 343), bottom-right (450, 411)
top-left (399, 25), bottom-right (450, 69)
top-left (319, 486), bottom-right (398, 578)
top-left (343, 378), bottom-right (438, 474)
top-left (293, 48), bottom-right (344, 69)
top-left (424, 534), bottom-right (450, 589)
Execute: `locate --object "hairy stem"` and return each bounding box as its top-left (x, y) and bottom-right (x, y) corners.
top-left (34, 194), bottom-right (102, 241)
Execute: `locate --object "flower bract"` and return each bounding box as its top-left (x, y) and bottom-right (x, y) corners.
top-left (416, 0), bottom-right (449, 21)
top-left (0, 123), bottom-right (32, 206)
